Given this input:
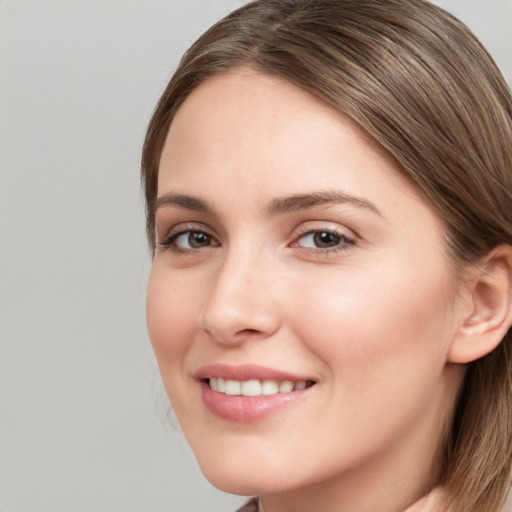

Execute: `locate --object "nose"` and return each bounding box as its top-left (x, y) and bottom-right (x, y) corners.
top-left (199, 248), bottom-right (281, 346)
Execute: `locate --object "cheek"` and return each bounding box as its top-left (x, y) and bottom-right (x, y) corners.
top-left (291, 263), bottom-right (455, 384)
top-left (284, 265), bottom-right (459, 460)
top-left (146, 266), bottom-right (203, 369)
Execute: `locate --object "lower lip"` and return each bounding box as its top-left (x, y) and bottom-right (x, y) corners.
top-left (200, 381), bottom-right (312, 423)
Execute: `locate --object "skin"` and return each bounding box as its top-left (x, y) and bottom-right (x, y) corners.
top-left (146, 70), bottom-right (471, 512)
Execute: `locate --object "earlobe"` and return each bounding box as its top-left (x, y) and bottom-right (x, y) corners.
top-left (448, 245), bottom-right (512, 364)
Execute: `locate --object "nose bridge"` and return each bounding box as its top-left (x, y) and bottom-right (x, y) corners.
top-left (200, 241), bottom-right (280, 344)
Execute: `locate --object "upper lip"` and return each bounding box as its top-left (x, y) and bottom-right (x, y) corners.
top-left (195, 363), bottom-right (314, 382)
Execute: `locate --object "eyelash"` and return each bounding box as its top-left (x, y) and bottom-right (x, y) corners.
top-left (158, 224), bottom-right (217, 254)
top-left (157, 225), bottom-right (356, 255)
top-left (290, 228), bottom-right (356, 255)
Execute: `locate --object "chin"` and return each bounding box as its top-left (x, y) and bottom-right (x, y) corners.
top-left (197, 455), bottom-right (297, 497)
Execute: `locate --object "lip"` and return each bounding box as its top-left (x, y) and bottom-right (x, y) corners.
top-left (196, 364), bottom-right (316, 423)
top-left (195, 363), bottom-right (313, 382)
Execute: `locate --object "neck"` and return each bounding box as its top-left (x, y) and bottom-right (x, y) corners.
top-left (260, 465), bottom-right (433, 512)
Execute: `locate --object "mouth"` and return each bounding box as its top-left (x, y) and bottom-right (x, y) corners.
top-left (197, 365), bottom-right (316, 422)
top-left (206, 377), bottom-right (316, 396)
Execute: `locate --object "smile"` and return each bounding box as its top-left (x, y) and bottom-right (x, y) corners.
top-left (208, 378), bottom-right (315, 396)
top-left (196, 365), bottom-right (317, 421)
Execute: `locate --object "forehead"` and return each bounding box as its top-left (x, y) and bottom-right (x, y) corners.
top-left (159, 70), bottom-right (405, 198)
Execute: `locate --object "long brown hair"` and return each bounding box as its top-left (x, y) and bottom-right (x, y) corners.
top-left (141, 1), bottom-right (512, 509)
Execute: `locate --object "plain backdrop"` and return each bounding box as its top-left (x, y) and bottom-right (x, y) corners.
top-left (0, 1), bottom-right (510, 511)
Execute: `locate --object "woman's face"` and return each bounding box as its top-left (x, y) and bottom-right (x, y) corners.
top-left (147, 70), bottom-right (467, 507)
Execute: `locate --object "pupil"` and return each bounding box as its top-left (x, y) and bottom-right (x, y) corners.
top-left (313, 232), bottom-right (340, 248)
top-left (189, 232), bottom-right (209, 248)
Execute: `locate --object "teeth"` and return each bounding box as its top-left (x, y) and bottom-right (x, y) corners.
top-left (209, 378), bottom-right (312, 396)
top-left (294, 380), bottom-right (306, 391)
top-left (241, 379), bottom-right (261, 396)
top-left (262, 379), bottom-right (279, 395)
top-left (225, 380), bottom-right (241, 395)
top-left (279, 381), bottom-right (294, 393)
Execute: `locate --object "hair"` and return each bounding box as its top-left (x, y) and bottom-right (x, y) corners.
top-left (141, 0), bottom-right (512, 510)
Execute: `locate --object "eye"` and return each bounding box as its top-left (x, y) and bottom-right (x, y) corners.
top-left (300, 231), bottom-right (341, 248)
top-left (292, 229), bottom-right (355, 253)
top-left (174, 231), bottom-right (213, 249)
top-left (159, 228), bottom-right (219, 252)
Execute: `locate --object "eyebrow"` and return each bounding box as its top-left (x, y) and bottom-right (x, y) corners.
top-left (154, 190), bottom-right (383, 218)
top-left (153, 193), bottom-right (215, 215)
top-left (267, 191), bottom-right (383, 217)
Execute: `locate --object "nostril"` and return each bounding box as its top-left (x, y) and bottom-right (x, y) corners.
top-left (237, 328), bottom-right (261, 336)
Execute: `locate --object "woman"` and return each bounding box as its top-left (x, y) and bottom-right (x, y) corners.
top-left (142, 0), bottom-right (512, 510)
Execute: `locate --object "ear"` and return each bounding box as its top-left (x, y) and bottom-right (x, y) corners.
top-left (448, 245), bottom-right (512, 364)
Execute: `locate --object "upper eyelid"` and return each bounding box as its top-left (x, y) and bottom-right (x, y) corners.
top-left (154, 208), bottom-right (217, 235)
top-left (291, 221), bottom-right (358, 239)
top-left (160, 221), bottom-right (213, 236)
top-left (295, 227), bottom-right (353, 239)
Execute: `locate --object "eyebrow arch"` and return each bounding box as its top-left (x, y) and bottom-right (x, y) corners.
top-left (267, 191), bottom-right (383, 217)
top-left (153, 193), bottom-right (215, 215)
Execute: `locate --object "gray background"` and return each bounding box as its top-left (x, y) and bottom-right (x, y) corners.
top-left (0, 1), bottom-right (510, 511)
